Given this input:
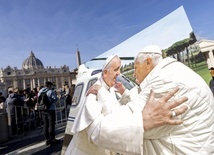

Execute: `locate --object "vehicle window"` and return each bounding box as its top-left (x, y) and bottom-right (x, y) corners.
top-left (116, 74), bottom-right (135, 90)
top-left (86, 78), bottom-right (98, 92)
top-left (71, 83), bottom-right (83, 106)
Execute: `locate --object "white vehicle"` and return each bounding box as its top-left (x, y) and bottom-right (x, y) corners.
top-left (61, 63), bottom-right (136, 154)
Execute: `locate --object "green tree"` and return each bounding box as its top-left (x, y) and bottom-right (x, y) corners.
top-left (165, 32), bottom-right (197, 66)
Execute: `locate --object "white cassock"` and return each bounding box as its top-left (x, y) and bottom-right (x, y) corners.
top-left (85, 84), bottom-right (144, 154)
top-left (65, 77), bottom-right (122, 155)
top-left (86, 88), bottom-right (145, 155)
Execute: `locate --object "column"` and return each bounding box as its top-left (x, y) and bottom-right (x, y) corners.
top-left (209, 50), bottom-right (214, 67)
top-left (44, 78), bottom-right (46, 85)
top-left (61, 77), bottom-right (64, 86)
top-left (32, 78), bottom-right (35, 89)
top-left (13, 78), bottom-right (18, 89)
top-left (68, 76), bottom-right (71, 86)
top-left (55, 77), bottom-right (59, 89)
top-left (30, 79), bottom-right (33, 90)
top-left (23, 79), bottom-right (26, 89)
top-left (37, 78), bottom-right (40, 87)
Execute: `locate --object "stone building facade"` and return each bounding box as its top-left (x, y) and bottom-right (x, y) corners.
top-left (198, 39), bottom-right (214, 69)
top-left (0, 51), bottom-right (77, 96)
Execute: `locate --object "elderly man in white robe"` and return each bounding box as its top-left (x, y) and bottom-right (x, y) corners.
top-left (135, 45), bottom-right (214, 154)
top-left (89, 45), bottom-right (214, 155)
top-left (65, 54), bottom-right (188, 155)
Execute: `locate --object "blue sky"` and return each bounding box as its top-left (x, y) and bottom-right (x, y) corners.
top-left (0, 0), bottom-right (214, 70)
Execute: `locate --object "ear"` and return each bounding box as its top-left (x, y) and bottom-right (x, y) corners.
top-left (146, 57), bottom-right (152, 66)
top-left (146, 57), bottom-right (155, 71)
top-left (103, 69), bottom-right (108, 77)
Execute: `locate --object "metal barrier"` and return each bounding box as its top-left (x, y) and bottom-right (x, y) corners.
top-left (56, 96), bottom-right (69, 124)
top-left (5, 97), bottom-right (69, 138)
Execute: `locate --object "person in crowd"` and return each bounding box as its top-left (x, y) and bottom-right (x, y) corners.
top-left (23, 88), bottom-right (36, 122)
top-left (35, 86), bottom-right (44, 126)
top-left (23, 89), bottom-right (34, 107)
top-left (5, 87), bottom-right (24, 135)
top-left (63, 85), bottom-right (71, 110)
top-left (38, 81), bottom-right (60, 146)
top-left (18, 89), bottom-right (25, 100)
top-left (32, 87), bottom-right (40, 126)
top-left (88, 45), bottom-right (214, 154)
top-left (0, 92), bottom-right (6, 112)
top-left (0, 92), bottom-right (6, 103)
top-left (65, 54), bottom-right (188, 155)
top-left (35, 86), bottom-right (44, 108)
top-left (38, 86), bottom-right (44, 92)
top-left (209, 67), bottom-right (214, 95)
top-left (32, 87), bottom-right (39, 103)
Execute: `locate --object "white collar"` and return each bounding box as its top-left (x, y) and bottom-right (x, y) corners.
top-left (100, 77), bottom-right (111, 91)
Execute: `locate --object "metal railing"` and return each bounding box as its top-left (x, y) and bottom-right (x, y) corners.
top-left (4, 97), bottom-right (69, 137)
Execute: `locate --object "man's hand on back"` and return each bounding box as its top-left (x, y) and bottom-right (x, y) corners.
top-left (143, 87), bottom-right (188, 131)
top-left (86, 84), bottom-right (102, 96)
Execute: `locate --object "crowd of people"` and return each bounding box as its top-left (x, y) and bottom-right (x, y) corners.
top-left (0, 84), bottom-right (74, 138)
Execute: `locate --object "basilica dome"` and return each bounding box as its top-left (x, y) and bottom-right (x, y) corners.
top-left (22, 51), bottom-right (44, 70)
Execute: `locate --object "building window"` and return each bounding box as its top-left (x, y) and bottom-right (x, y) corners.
top-left (7, 72), bottom-right (11, 75)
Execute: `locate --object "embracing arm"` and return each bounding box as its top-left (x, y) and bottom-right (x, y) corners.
top-left (86, 84), bottom-right (143, 154)
top-left (115, 82), bottom-right (139, 105)
top-left (87, 106), bottom-right (143, 154)
top-left (86, 87), bottom-right (188, 154)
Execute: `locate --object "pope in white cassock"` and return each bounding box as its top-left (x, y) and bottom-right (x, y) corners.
top-left (65, 55), bottom-right (130, 155)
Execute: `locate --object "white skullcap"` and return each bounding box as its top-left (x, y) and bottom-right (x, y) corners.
top-left (141, 45), bottom-right (162, 55)
top-left (102, 54), bottom-right (117, 70)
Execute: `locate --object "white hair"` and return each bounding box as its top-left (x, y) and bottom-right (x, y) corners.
top-left (135, 52), bottom-right (163, 66)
